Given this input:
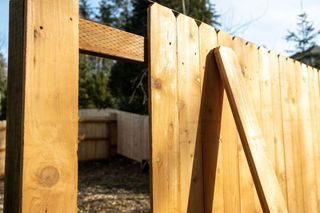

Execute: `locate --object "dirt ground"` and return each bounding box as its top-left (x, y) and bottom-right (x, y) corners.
top-left (0, 155), bottom-right (150, 213)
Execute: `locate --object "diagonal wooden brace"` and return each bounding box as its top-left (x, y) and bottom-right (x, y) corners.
top-left (214, 46), bottom-right (288, 213)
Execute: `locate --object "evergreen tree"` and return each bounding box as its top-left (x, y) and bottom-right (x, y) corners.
top-left (286, 12), bottom-right (320, 68)
top-left (96, 0), bottom-right (131, 29)
top-left (80, 0), bottom-right (92, 19)
top-left (78, 0), bottom-right (113, 109)
top-left (286, 12), bottom-right (320, 53)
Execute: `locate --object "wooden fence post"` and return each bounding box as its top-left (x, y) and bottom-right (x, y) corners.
top-left (4, 0), bottom-right (79, 212)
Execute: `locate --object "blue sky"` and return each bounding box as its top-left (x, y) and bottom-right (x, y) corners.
top-left (0, 0), bottom-right (9, 57)
top-left (0, 0), bottom-right (319, 58)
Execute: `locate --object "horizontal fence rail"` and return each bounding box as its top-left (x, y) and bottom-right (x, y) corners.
top-left (79, 19), bottom-right (146, 63)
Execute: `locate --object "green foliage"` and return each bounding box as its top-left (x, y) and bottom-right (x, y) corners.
top-left (79, 55), bottom-right (114, 109)
top-left (80, 0), bottom-right (92, 18)
top-left (286, 12), bottom-right (320, 53)
top-left (158, 0), bottom-right (220, 27)
top-left (79, 1), bottom-right (114, 109)
top-left (286, 12), bottom-right (320, 68)
top-left (105, 0), bottom-right (220, 114)
top-left (78, 0), bottom-right (220, 113)
top-left (96, 0), bottom-right (131, 28)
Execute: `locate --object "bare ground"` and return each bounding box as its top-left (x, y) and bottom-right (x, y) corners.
top-left (0, 155), bottom-right (150, 213)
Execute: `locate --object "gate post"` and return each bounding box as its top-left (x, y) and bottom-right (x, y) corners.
top-left (4, 0), bottom-right (79, 212)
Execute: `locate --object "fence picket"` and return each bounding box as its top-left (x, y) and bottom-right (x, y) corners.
top-left (198, 23), bottom-right (224, 213)
top-left (217, 30), bottom-right (241, 213)
top-left (149, 4), bottom-right (180, 212)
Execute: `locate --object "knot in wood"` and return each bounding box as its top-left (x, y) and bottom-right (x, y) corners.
top-left (152, 78), bottom-right (162, 89)
top-left (37, 166), bottom-right (60, 187)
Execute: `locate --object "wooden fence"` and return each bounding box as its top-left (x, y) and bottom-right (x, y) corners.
top-left (149, 3), bottom-right (320, 213)
top-left (79, 109), bottom-right (150, 161)
top-left (117, 110), bottom-right (149, 161)
top-left (78, 113), bottom-right (117, 162)
top-left (4, 1), bottom-right (320, 212)
top-left (0, 110), bottom-right (148, 177)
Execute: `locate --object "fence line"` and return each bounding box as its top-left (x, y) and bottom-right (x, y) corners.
top-left (0, 110), bottom-right (149, 177)
top-left (79, 109), bottom-right (150, 162)
top-left (149, 3), bottom-right (320, 212)
top-left (78, 114), bottom-right (117, 162)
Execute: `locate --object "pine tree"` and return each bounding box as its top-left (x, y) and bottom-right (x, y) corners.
top-left (286, 12), bottom-right (320, 68)
top-left (80, 0), bottom-right (92, 19)
top-left (286, 12), bottom-right (320, 53)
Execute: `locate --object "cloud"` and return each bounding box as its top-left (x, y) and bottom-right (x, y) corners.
top-left (214, 0), bottom-right (320, 54)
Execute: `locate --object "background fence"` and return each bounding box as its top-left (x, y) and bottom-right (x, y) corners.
top-left (149, 3), bottom-right (320, 213)
top-left (79, 109), bottom-right (150, 162)
top-left (0, 109), bottom-right (149, 177)
top-left (78, 113), bottom-right (117, 162)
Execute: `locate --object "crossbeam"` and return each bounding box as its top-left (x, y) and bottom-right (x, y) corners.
top-left (79, 19), bottom-right (146, 63)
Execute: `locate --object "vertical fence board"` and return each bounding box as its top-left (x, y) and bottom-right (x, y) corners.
top-left (269, 52), bottom-right (287, 205)
top-left (279, 57), bottom-right (304, 213)
top-left (245, 44), bottom-right (262, 212)
top-left (296, 63), bottom-right (318, 212)
top-left (259, 48), bottom-right (275, 166)
top-left (231, 37), bottom-right (262, 213)
top-left (23, 0), bottom-right (79, 211)
top-left (177, 14), bottom-right (203, 212)
top-left (149, 4), bottom-right (180, 212)
top-left (217, 31), bottom-right (241, 213)
top-left (148, 3), bottom-right (320, 212)
top-left (259, 48), bottom-right (288, 206)
top-left (198, 23), bottom-right (223, 213)
top-left (215, 46), bottom-right (288, 213)
top-left (5, 0), bottom-right (79, 212)
top-left (309, 68), bottom-right (320, 211)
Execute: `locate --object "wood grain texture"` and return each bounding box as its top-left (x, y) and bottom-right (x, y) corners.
top-left (198, 23), bottom-right (224, 213)
top-left (231, 37), bottom-right (262, 213)
top-left (258, 47), bottom-right (275, 167)
top-left (279, 57), bottom-right (304, 213)
top-left (309, 68), bottom-right (320, 211)
top-left (117, 111), bottom-right (149, 161)
top-left (214, 46), bottom-right (288, 213)
top-left (245, 42), bottom-right (265, 212)
top-left (259, 48), bottom-right (288, 207)
top-left (148, 3), bottom-right (320, 212)
top-left (311, 68), bottom-right (320, 210)
top-left (268, 52), bottom-right (287, 205)
top-left (5, 0), bottom-right (79, 212)
top-left (296, 63), bottom-right (318, 212)
top-left (217, 31), bottom-right (241, 213)
top-left (79, 18), bottom-right (146, 63)
top-left (177, 14), bottom-right (203, 213)
top-left (149, 3), bottom-right (180, 212)
top-left (78, 115), bottom-right (117, 162)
